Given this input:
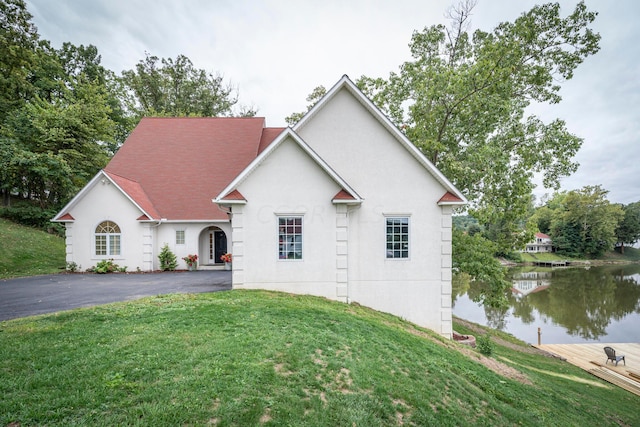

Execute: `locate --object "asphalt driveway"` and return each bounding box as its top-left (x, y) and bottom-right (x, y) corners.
top-left (0, 271), bottom-right (232, 321)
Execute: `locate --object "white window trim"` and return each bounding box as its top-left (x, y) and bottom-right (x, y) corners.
top-left (93, 220), bottom-right (123, 259)
top-left (175, 229), bottom-right (186, 245)
top-left (276, 214), bottom-right (304, 261)
top-left (384, 215), bottom-right (410, 260)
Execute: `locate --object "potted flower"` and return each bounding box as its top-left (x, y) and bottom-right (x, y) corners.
top-left (182, 254), bottom-right (198, 271)
top-left (220, 253), bottom-right (232, 270)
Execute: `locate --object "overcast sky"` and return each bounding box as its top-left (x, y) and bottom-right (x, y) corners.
top-left (25, 0), bottom-right (640, 204)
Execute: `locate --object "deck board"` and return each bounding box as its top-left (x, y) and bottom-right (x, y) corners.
top-left (535, 343), bottom-right (640, 396)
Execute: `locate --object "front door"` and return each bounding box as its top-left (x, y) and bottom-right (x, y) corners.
top-left (209, 230), bottom-right (227, 264)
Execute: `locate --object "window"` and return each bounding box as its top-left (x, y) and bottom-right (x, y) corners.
top-left (386, 217), bottom-right (409, 259)
top-left (176, 230), bottom-right (185, 245)
top-left (95, 221), bottom-right (121, 256)
top-left (278, 216), bottom-right (303, 260)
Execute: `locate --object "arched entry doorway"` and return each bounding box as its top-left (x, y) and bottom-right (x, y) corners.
top-left (205, 226), bottom-right (227, 265)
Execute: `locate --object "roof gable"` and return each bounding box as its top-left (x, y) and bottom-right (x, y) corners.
top-left (52, 170), bottom-right (154, 222)
top-left (294, 75), bottom-right (467, 205)
top-left (214, 128), bottom-right (362, 205)
top-left (104, 171), bottom-right (161, 220)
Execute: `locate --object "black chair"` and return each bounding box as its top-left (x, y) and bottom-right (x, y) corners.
top-left (604, 346), bottom-right (625, 366)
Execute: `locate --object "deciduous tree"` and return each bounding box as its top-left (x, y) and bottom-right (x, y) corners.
top-left (615, 202), bottom-right (640, 254)
top-left (549, 186), bottom-right (623, 257)
top-left (120, 53), bottom-right (240, 118)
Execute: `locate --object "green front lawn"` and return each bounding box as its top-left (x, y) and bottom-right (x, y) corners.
top-left (1, 291), bottom-right (638, 426)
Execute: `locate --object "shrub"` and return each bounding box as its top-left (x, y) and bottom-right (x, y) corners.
top-left (477, 333), bottom-right (494, 356)
top-left (93, 259), bottom-right (119, 274)
top-left (66, 261), bottom-right (79, 272)
top-left (158, 243), bottom-right (178, 271)
top-left (0, 205), bottom-right (59, 232)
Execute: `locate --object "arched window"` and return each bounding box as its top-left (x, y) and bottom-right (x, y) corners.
top-left (95, 221), bottom-right (121, 256)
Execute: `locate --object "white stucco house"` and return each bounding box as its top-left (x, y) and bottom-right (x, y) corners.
top-left (53, 75), bottom-right (466, 337)
top-left (523, 232), bottom-right (554, 253)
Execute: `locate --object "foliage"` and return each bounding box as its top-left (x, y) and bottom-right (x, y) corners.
top-left (158, 243), bottom-right (178, 271)
top-left (476, 333), bottom-right (494, 356)
top-left (0, 1), bottom-right (122, 210)
top-left (0, 202), bottom-right (59, 231)
top-left (284, 85), bottom-right (327, 125)
top-left (0, 0), bottom-right (39, 118)
top-left (452, 228), bottom-right (510, 307)
top-left (88, 259), bottom-right (121, 274)
top-left (452, 214), bottom-right (481, 234)
top-left (546, 185), bottom-right (624, 258)
top-left (120, 53), bottom-right (241, 118)
top-left (65, 261), bottom-right (78, 272)
top-left (615, 201), bottom-right (640, 253)
top-left (1, 291), bottom-right (638, 426)
top-left (0, 218), bottom-right (65, 279)
top-left (531, 205), bottom-right (554, 235)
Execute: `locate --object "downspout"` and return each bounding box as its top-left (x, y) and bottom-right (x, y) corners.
top-left (148, 218), bottom-right (166, 271)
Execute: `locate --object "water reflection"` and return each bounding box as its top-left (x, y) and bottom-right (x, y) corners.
top-left (452, 264), bottom-right (640, 344)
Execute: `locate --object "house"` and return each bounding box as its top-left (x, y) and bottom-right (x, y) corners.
top-left (53, 76), bottom-right (466, 337)
top-left (511, 271), bottom-right (551, 297)
top-left (524, 232), bottom-right (554, 253)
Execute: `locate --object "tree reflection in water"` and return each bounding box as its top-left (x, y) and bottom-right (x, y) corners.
top-left (453, 264), bottom-right (640, 343)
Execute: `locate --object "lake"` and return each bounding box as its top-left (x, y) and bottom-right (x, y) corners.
top-left (452, 264), bottom-right (640, 345)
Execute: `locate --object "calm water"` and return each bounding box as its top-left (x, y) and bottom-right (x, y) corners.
top-left (452, 264), bottom-right (640, 344)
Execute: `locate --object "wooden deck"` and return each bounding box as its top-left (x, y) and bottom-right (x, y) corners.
top-left (535, 343), bottom-right (640, 396)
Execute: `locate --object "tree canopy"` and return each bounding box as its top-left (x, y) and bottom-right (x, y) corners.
top-left (615, 202), bottom-right (640, 253)
top-left (120, 53), bottom-right (247, 119)
top-left (545, 186), bottom-right (624, 258)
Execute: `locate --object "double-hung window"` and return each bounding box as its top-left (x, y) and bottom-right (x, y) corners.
top-left (95, 221), bottom-right (121, 256)
top-left (386, 217), bottom-right (409, 259)
top-left (278, 216), bottom-right (303, 260)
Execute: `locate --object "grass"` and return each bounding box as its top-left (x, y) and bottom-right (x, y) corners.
top-left (0, 218), bottom-right (66, 279)
top-left (519, 247), bottom-right (640, 263)
top-left (1, 290), bottom-right (638, 426)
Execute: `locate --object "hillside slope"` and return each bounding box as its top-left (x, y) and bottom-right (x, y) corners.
top-left (1, 290), bottom-right (638, 426)
top-left (0, 218), bottom-right (66, 279)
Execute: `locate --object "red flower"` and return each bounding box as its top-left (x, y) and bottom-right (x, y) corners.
top-left (182, 254), bottom-right (198, 266)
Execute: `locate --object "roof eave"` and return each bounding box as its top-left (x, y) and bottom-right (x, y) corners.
top-left (213, 198), bottom-right (247, 205)
top-left (332, 199), bottom-right (363, 205)
top-left (214, 128), bottom-right (363, 205)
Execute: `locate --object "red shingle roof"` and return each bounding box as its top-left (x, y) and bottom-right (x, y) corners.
top-left (332, 189), bottom-right (357, 201)
top-left (57, 213), bottom-right (75, 221)
top-left (105, 117), bottom-right (281, 220)
top-left (105, 171), bottom-right (161, 220)
top-left (219, 189), bottom-right (247, 201)
top-left (258, 127), bottom-right (286, 154)
top-left (438, 191), bottom-right (465, 204)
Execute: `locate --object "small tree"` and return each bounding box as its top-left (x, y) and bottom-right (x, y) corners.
top-left (158, 243), bottom-right (177, 271)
